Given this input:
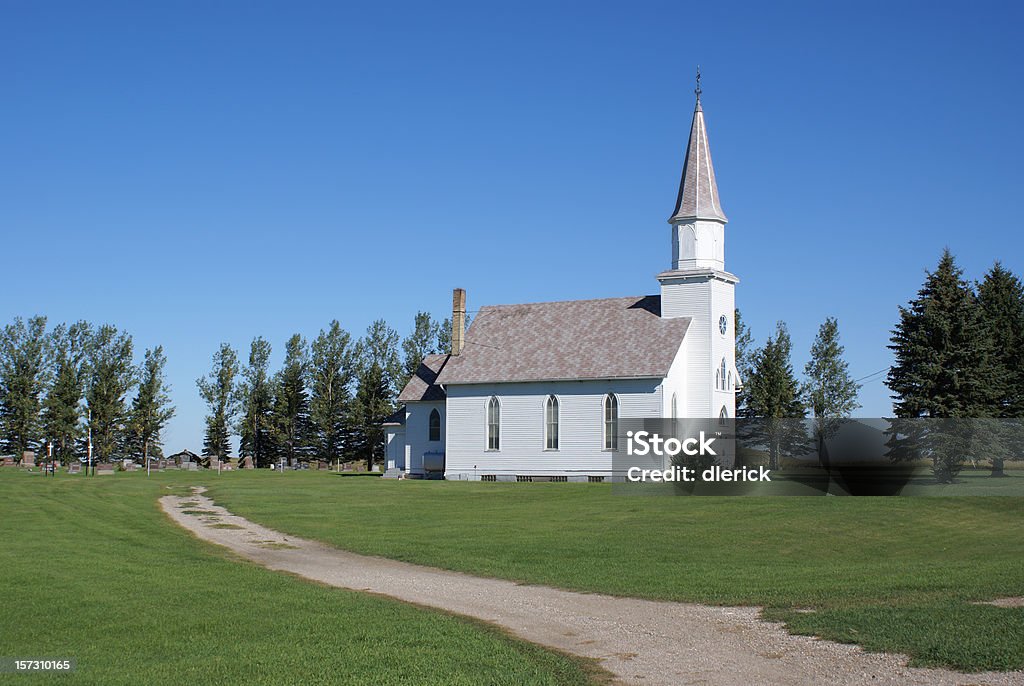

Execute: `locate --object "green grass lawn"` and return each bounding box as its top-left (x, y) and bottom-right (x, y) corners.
top-left (204, 469), bottom-right (1024, 672)
top-left (0, 471), bottom-right (604, 686)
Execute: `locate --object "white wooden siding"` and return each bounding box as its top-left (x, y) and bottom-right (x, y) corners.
top-left (443, 379), bottom-right (662, 479)
top-left (404, 401), bottom-right (445, 475)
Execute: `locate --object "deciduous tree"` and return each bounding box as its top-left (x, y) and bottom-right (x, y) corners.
top-left (802, 317), bottom-right (860, 439)
top-left (85, 325), bottom-right (135, 461)
top-left (42, 321), bottom-right (91, 464)
top-left (0, 316), bottom-right (49, 460)
top-left (197, 343), bottom-right (239, 462)
top-left (129, 346), bottom-right (175, 464)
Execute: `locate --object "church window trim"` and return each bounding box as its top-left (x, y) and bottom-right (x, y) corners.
top-left (603, 393), bottom-right (619, 451)
top-left (544, 395), bottom-right (559, 451)
top-left (486, 396), bottom-right (500, 451)
top-left (428, 408), bottom-right (441, 442)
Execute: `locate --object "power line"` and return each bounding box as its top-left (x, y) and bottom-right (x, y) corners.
top-left (854, 368), bottom-right (889, 383)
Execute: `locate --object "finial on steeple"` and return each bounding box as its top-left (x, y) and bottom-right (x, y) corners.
top-left (694, 65), bottom-right (702, 104)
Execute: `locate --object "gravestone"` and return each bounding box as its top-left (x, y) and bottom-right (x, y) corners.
top-left (96, 463), bottom-right (115, 475)
top-left (242, 456), bottom-right (254, 469)
top-left (22, 451), bottom-right (36, 467)
top-left (67, 463), bottom-right (81, 474)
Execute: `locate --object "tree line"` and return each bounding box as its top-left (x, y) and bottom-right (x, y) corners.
top-left (0, 319), bottom-right (174, 464)
top-left (198, 312), bottom-right (455, 469)
top-left (736, 249), bottom-right (1024, 482)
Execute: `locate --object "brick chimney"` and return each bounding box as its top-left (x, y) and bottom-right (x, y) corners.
top-left (451, 288), bottom-right (466, 356)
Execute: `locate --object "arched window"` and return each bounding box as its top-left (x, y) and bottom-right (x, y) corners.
top-left (720, 358), bottom-right (728, 390)
top-left (719, 406), bottom-right (728, 426)
top-left (715, 369), bottom-right (720, 389)
top-left (727, 371), bottom-right (732, 390)
top-left (544, 395), bottom-right (559, 450)
top-left (604, 394), bottom-right (618, 450)
top-left (486, 397), bottom-right (500, 451)
top-left (428, 408), bottom-right (441, 442)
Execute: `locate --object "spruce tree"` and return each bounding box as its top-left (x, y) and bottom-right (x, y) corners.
top-left (309, 322), bottom-right (355, 467)
top-left (84, 325), bottom-right (135, 461)
top-left (802, 317), bottom-right (861, 439)
top-left (977, 261), bottom-right (1024, 475)
top-left (271, 334), bottom-right (311, 466)
top-left (350, 320), bottom-right (401, 469)
top-left (238, 337), bottom-right (275, 467)
top-left (128, 346), bottom-right (175, 464)
top-left (42, 321), bottom-right (91, 464)
top-left (197, 343), bottom-right (239, 462)
top-left (0, 315), bottom-right (49, 460)
top-left (886, 249), bottom-right (995, 482)
top-left (746, 321), bottom-right (806, 470)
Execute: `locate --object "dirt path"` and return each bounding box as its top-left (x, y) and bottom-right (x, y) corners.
top-left (160, 488), bottom-right (1022, 686)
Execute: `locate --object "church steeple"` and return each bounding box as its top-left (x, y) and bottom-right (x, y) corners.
top-left (670, 68), bottom-right (727, 224)
top-left (666, 68), bottom-right (728, 272)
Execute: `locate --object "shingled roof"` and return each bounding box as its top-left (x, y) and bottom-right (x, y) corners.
top-left (435, 295), bottom-right (689, 385)
top-left (397, 353), bottom-right (450, 402)
top-left (670, 100), bottom-right (727, 224)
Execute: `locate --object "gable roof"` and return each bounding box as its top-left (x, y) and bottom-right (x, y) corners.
top-left (397, 353), bottom-right (450, 402)
top-left (670, 100), bottom-right (727, 224)
top-left (435, 295), bottom-right (689, 385)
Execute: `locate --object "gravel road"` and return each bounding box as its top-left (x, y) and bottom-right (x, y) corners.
top-left (160, 488), bottom-right (1023, 686)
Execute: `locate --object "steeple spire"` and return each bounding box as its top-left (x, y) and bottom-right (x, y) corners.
top-left (669, 69), bottom-right (726, 224)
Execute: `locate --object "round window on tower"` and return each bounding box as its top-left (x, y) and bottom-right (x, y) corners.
top-left (719, 314), bottom-right (728, 335)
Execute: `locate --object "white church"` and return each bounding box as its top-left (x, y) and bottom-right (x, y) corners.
top-left (384, 84), bottom-right (739, 481)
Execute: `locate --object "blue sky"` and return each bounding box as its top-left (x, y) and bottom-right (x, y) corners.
top-left (2, 1), bottom-right (1022, 453)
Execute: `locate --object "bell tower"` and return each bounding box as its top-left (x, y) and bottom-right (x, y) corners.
top-left (659, 69), bottom-right (739, 420)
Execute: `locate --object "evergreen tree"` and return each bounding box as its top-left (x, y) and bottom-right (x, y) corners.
top-left (238, 337), bottom-right (275, 467)
top-left (128, 346), bottom-right (175, 464)
top-left (802, 317), bottom-right (861, 439)
top-left (84, 325), bottom-right (135, 461)
top-left (350, 360), bottom-right (392, 471)
top-left (350, 320), bottom-right (401, 469)
top-left (271, 334), bottom-right (311, 466)
top-left (42, 321), bottom-right (91, 464)
top-left (400, 312), bottom-right (440, 389)
top-left (746, 321), bottom-right (806, 470)
top-left (309, 322), bottom-right (355, 467)
top-left (197, 343), bottom-right (239, 462)
top-left (0, 316), bottom-right (49, 460)
top-left (734, 308), bottom-right (754, 419)
top-left (976, 261), bottom-right (1024, 475)
top-left (886, 249), bottom-right (995, 482)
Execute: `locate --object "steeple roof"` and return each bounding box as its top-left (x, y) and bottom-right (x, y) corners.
top-left (670, 96), bottom-right (727, 224)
